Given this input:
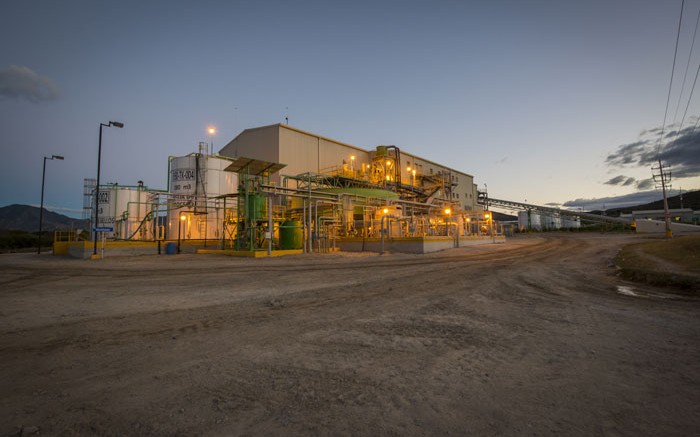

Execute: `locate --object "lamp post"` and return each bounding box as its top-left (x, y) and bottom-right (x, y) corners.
top-left (444, 208), bottom-right (451, 237)
top-left (93, 121), bottom-right (124, 257)
top-left (380, 208), bottom-right (392, 254)
top-left (178, 213), bottom-right (186, 253)
top-left (484, 212), bottom-right (494, 242)
top-left (208, 126), bottom-right (216, 155)
top-left (38, 155), bottom-right (64, 254)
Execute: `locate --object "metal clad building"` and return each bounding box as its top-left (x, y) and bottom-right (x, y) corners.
top-left (220, 124), bottom-right (480, 211)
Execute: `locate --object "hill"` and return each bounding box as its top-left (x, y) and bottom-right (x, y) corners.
top-left (600, 190), bottom-right (700, 217)
top-left (0, 204), bottom-right (88, 232)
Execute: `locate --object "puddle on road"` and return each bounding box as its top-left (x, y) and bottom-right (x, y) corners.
top-left (616, 284), bottom-right (683, 300)
top-left (617, 285), bottom-right (639, 297)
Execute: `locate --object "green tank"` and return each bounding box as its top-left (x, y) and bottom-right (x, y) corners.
top-left (247, 194), bottom-right (267, 221)
top-left (376, 145), bottom-right (388, 156)
top-left (279, 220), bottom-right (303, 250)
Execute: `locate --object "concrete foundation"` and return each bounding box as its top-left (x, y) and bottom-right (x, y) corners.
top-left (338, 235), bottom-right (506, 254)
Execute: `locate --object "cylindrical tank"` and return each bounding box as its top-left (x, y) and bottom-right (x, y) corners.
top-left (247, 194), bottom-right (267, 221)
top-left (168, 153), bottom-right (238, 240)
top-left (279, 220), bottom-right (303, 250)
top-left (98, 185), bottom-right (150, 239)
top-left (376, 145), bottom-right (388, 156)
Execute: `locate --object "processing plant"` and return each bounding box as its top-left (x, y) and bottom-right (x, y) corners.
top-left (73, 124), bottom-right (501, 257)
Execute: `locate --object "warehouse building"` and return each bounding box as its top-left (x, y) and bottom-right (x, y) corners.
top-left (212, 124), bottom-right (497, 254)
top-left (219, 124), bottom-right (480, 211)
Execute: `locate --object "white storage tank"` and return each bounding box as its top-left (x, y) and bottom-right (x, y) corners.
top-left (95, 184), bottom-right (156, 240)
top-left (561, 216), bottom-right (581, 229)
top-left (518, 210), bottom-right (541, 230)
top-left (167, 151), bottom-right (238, 241)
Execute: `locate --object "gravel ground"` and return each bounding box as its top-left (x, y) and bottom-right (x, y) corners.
top-left (1, 233), bottom-right (698, 436)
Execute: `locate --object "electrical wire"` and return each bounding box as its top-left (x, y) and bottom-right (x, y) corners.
top-left (676, 49), bottom-right (700, 135)
top-left (655, 0), bottom-right (686, 157)
top-left (672, 4), bottom-right (700, 126)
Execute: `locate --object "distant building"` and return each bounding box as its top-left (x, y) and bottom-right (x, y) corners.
top-left (620, 208), bottom-right (697, 225)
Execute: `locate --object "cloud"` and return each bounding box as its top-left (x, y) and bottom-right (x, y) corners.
top-left (563, 190), bottom-right (677, 210)
top-left (604, 175), bottom-right (636, 186)
top-left (635, 178), bottom-right (654, 190)
top-left (605, 123), bottom-right (700, 179)
top-left (0, 65), bottom-right (59, 102)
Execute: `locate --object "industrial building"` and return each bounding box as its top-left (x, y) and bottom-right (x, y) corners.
top-left (75, 124), bottom-right (500, 258)
top-left (214, 124), bottom-right (496, 253)
top-left (220, 124), bottom-right (480, 210)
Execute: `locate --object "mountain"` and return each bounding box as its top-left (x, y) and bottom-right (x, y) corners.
top-left (0, 204), bottom-right (89, 232)
top-left (599, 190), bottom-right (700, 217)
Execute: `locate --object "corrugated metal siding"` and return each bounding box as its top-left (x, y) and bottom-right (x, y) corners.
top-left (219, 125), bottom-right (279, 163)
top-left (279, 128), bottom-right (372, 176)
top-left (278, 128), bottom-right (319, 175)
top-left (318, 138), bottom-right (370, 173)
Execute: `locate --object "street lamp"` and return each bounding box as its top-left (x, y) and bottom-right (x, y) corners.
top-left (484, 212), bottom-right (493, 239)
top-left (207, 126), bottom-right (216, 155)
top-left (444, 208), bottom-right (451, 236)
top-left (38, 155), bottom-right (64, 254)
top-left (93, 121), bottom-right (124, 257)
top-left (380, 208), bottom-right (394, 254)
top-left (178, 213), bottom-right (186, 253)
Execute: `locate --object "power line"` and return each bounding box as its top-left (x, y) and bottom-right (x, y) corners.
top-left (672, 4), bottom-right (700, 126)
top-left (656, 0), bottom-right (686, 158)
top-left (677, 50), bottom-right (700, 134)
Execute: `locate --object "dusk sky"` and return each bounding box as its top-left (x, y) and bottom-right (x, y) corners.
top-left (2, 0), bottom-right (699, 217)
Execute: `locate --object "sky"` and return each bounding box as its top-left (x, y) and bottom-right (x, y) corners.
top-left (1, 0), bottom-right (699, 218)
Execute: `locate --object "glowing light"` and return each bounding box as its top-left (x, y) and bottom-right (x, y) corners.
top-left (350, 155), bottom-right (355, 161)
top-left (484, 213), bottom-right (490, 219)
top-left (383, 208), bottom-right (389, 214)
top-left (386, 160), bottom-right (392, 166)
top-left (407, 166), bottom-right (411, 172)
top-left (207, 126), bottom-right (216, 135)
top-left (444, 208), bottom-right (451, 215)
top-left (386, 175), bottom-right (391, 181)
top-left (180, 214), bottom-right (187, 221)
top-left (412, 169), bottom-right (416, 176)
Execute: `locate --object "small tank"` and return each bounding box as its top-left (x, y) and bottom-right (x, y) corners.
top-left (279, 220), bottom-right (303, 250)
top-left (376, 145), bottom-right (388, 156)
top-left (247, 194), bottom-right (267, 221)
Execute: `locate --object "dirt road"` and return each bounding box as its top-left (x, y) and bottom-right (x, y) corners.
top-left (1, 234), bottom-right (698, 436)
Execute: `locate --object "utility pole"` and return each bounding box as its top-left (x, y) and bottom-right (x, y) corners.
top-left (652, 160), bottom-right (673, 238)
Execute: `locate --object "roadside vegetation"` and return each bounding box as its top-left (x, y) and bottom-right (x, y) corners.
top-left (0, 230), bottom-right (88, 253)
top-left (0, 230), bottom-right (42, 252)
top-left (615, 234), bottom-right (700, 291)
